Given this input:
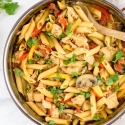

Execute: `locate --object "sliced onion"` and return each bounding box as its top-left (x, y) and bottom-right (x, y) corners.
top-left (77, 3), bottom-right (125, 41)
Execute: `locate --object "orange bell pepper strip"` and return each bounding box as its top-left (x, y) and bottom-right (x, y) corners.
top-left (58, 14), bottom-right (67, 29)
top-left (45, 97), bottom-right (54, 102)
top-left (18, 52), bottom-right (29, 62)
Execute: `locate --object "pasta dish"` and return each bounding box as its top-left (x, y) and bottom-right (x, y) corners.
top-left (12, 0), bottom-right (125, 124)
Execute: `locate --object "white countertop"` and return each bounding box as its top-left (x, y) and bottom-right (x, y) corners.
top-left (0, 0), bottom-right (125, 124)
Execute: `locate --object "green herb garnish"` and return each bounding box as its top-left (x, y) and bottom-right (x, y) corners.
top-left (112, 51), bottom-right (124, 63)
top-left (49, 87), bottom-right (63, 94)
top-left (66, 24), bottom-right (72, 37)
top-left (44, 59), bottom-right (52, 65)
top-left (80, 91), bottom-right (90, 99)
top-left (35, 53), bottom-right (41, 59)
top-left (28, 59), bottom-right (34, 64)
top-left (56, 73), bottom-right (60, 80)
top-left (59, 103), bottom-right (65, 114)
top-left (64, 54), bottom-right (76, 65)
top-left (114, 85), bottom-right (120, 92)
top-left (74, 93), bottom-right (79, 96)
top-left (13, 68), bottom-right (24, 76)
top-left (81, 66), bottom-right (87, 75)
top-left (82, 61), bottom-right (87, 66)
top-left (45, 17), bottom-right (50, 21)
top-left (48, 120), bottom-right (55, 125)
top-left (93, 61), bottom-right (99, 67)
top-left (106, 73), bottom-right (119, 86)
top-left (71, 72), bottom-right (78, 78)
top-left (58, 33), bottom-right (65, 40)
top-left (45, 32), bottom-right (54, 38)
top-left (101, 53), bottom-right (104, 62)
top-left (93, 115), bottom-right (103, 121)
top-left (96, 75), bottom-right (103, 85)
top-left (27, 37), bottom-right (38, 48)
top-left (0, 0), bottom-right (19, 15)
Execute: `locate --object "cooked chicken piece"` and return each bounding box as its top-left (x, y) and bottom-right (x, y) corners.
top-left (61, 66), bottom-right (83, 75)
top-left (82, 100), bottom-right (91, 111)
top-left (36, 102), bottom-right (47, 113)
top-left (51, 108), bottom-right (59, 118)
top-left (86, 56), bottom-right (95, 65)
top-left (42, 100), bottom-right (52, 109)
top-left (12, 50), bottom-right (25, 63)
top-left (31, 71), bottom-right (38, 80)
top-left (71, 95), bottom-right (85, 106)
top-left (67, 7), bottom-right (78, 19)
top-left (50, 55), bottom-right (60, 65)
top-left (37, 58), bottom-right (45, 64)
top-left (50, 104), bottom-right (60, 118)
top-left (71, 34), bottom-right (88, 48)
top-left (33, 92), bottom-right (44, 102)
top-left (100, 47), bottom-right (117, 61)
top-left (51, 24), bottom-right (63, 38)
top-left (27, 91), bottom-right (34, 102)
top-left (106, 93), bottom-right (119, 109)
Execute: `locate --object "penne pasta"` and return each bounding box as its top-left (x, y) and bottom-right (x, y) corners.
top-left (40, 80), bottom-right (61, 86)
top-left (69, 78), bottom-right (76, 87)
top-left (61, 76), bottom-right (72, 89)
top-left (26, 102), bottom-right (46, 116)
top-left (64, 87), bottom-right (80, 93)
top-left (64, 93), bottom-right (74, 101)
top-left (75, 111), bottom-right (91, 119)
top-left (40, 32), bottom-right (49, 45)
top-left (26, 64), bottom-right (47, 69)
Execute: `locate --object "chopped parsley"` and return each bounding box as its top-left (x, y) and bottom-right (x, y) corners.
top-left (80, 91), bottom-right (90, 99)
top-left (74, 93), bottom-right (79, 96)
top-left (112, 51), bottom-right (124, 63)
top-left (45, 17), bottom-right (50, 21)
top-left (48, 120), bottom-right (55, 125)
top-left (44, 59), bottom-right (52, 65)
top-left (49, 87), bottom-right (63, 95)
top-left (13, 68), bottom-right (24, 76)
top-left (93, 61), bottom-right (99, 67)
top-left (58, 33), bottom-right (65, 40)
top-left (35, 53), bottom-right (41, 59)
top-left (66, 24), bottom-right (72, 37)
top-left (71, 72), bottom-right (78, 78)
top-left (90, 103), bottom-right (93, 107)
top-left (0, 0), bottom-right (19, 15)
top-left (56, 73), bottom-right (60, 80)
top-left (45, 32), bottom-right (54, 38)
top-left (101, 53), bottom-right (105, 62)
top-left (96, 75), bottom-right (103, 85)
top-left (28, 59), bottom-right (34, 64)
top-left (82, 61), bottom-right (87, 66)
top-left (27, 37), bottom-right (38, 48)
top-left (64, 54), bottom-right (76, 65)
top-left (106, 73), bottom-right (119, 86)
top-left (114, 85), bottom-right (120, 92)
top-left (59, 103), bottom-right (65, 114)
top-left (81, 66), bottom-right (87, 75)
top-left (93, 115), bottom-right (103, 121)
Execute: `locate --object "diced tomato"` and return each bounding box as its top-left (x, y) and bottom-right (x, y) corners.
top-left (92, 5), bottom-right (110, 20)
top-left (48, 3), bottom-right (56, 10)
top-left (54, 9), bottom-right (61, 17)
top-left (115, 60), bottom-right (121, 72)
top-left (18, 52), bottom-right (29, 61)
top-left (30, 27), bottom-right (43, 37)
top-left (41, 49), bottom-right (47, 57)
top-left (99, 14), bottom-right (107, 26)
top-left (89, 42), bottom-right (97, 50)
top-left (95, 57), bottom-right (104, 68)
top-left (45, 45), bottom-right (51, 53)
top-left (45, 97), bottom-right (54, 102)
top-left (61, 98), bottom-right (71, 103)
top-left (58, 14), bottom-right (67, 29)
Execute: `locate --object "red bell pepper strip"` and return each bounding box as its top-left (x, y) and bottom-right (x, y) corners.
top-left (48, 3), bottom-right (56, 10)
top-left (92, 5), bottom-right (110, 20)
top-left (58, 14), bottom-right (67, 29)
top-left (30, 27), bottom-right (43, 38)
top-left (95, 57), bottom-right (104, 68)
top-left (91, 90), bottom-right (101, 100)
top-left (45, 97), bottom-right (54, 102)
top-left (41, 49), bottom-right (47, 57)
top-left (54, 9), bottom-right (61, 17)
top-left (99, 14), bottom-right (107, 26)
top-left (18, 52), bottom-right (29, 61)
top-left (115, 60), bottom-right (121, 72)
top-left (45, 45), bottom-right (51, 53)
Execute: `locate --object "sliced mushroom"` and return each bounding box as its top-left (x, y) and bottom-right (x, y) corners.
top-left (76, 74), bottom-right (97, 88)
